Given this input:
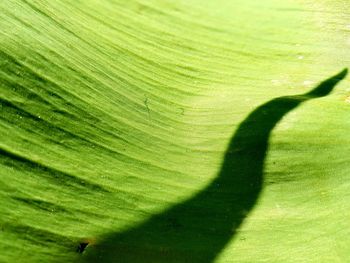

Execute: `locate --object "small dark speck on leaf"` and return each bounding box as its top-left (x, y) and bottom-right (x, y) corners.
top-left (144, 97), bottom-right (151, 119)
top-left (77, 242), bottom-right (89, 253)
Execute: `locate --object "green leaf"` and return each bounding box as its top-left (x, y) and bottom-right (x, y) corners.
top-left (1, 1), bottom-right (349, 262)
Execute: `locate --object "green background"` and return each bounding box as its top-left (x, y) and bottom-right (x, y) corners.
top-left (1, 0), bottom-right (349, 262)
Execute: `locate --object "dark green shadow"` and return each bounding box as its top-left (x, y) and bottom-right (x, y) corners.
top-left (82, 69), bottom-right (347, 263)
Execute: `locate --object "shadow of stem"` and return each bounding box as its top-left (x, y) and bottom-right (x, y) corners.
top-left (81, 69), bottom-right (347, 263)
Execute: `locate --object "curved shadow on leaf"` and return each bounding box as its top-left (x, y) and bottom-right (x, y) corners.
top-left (82, 69), bottom-right (347, 263)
